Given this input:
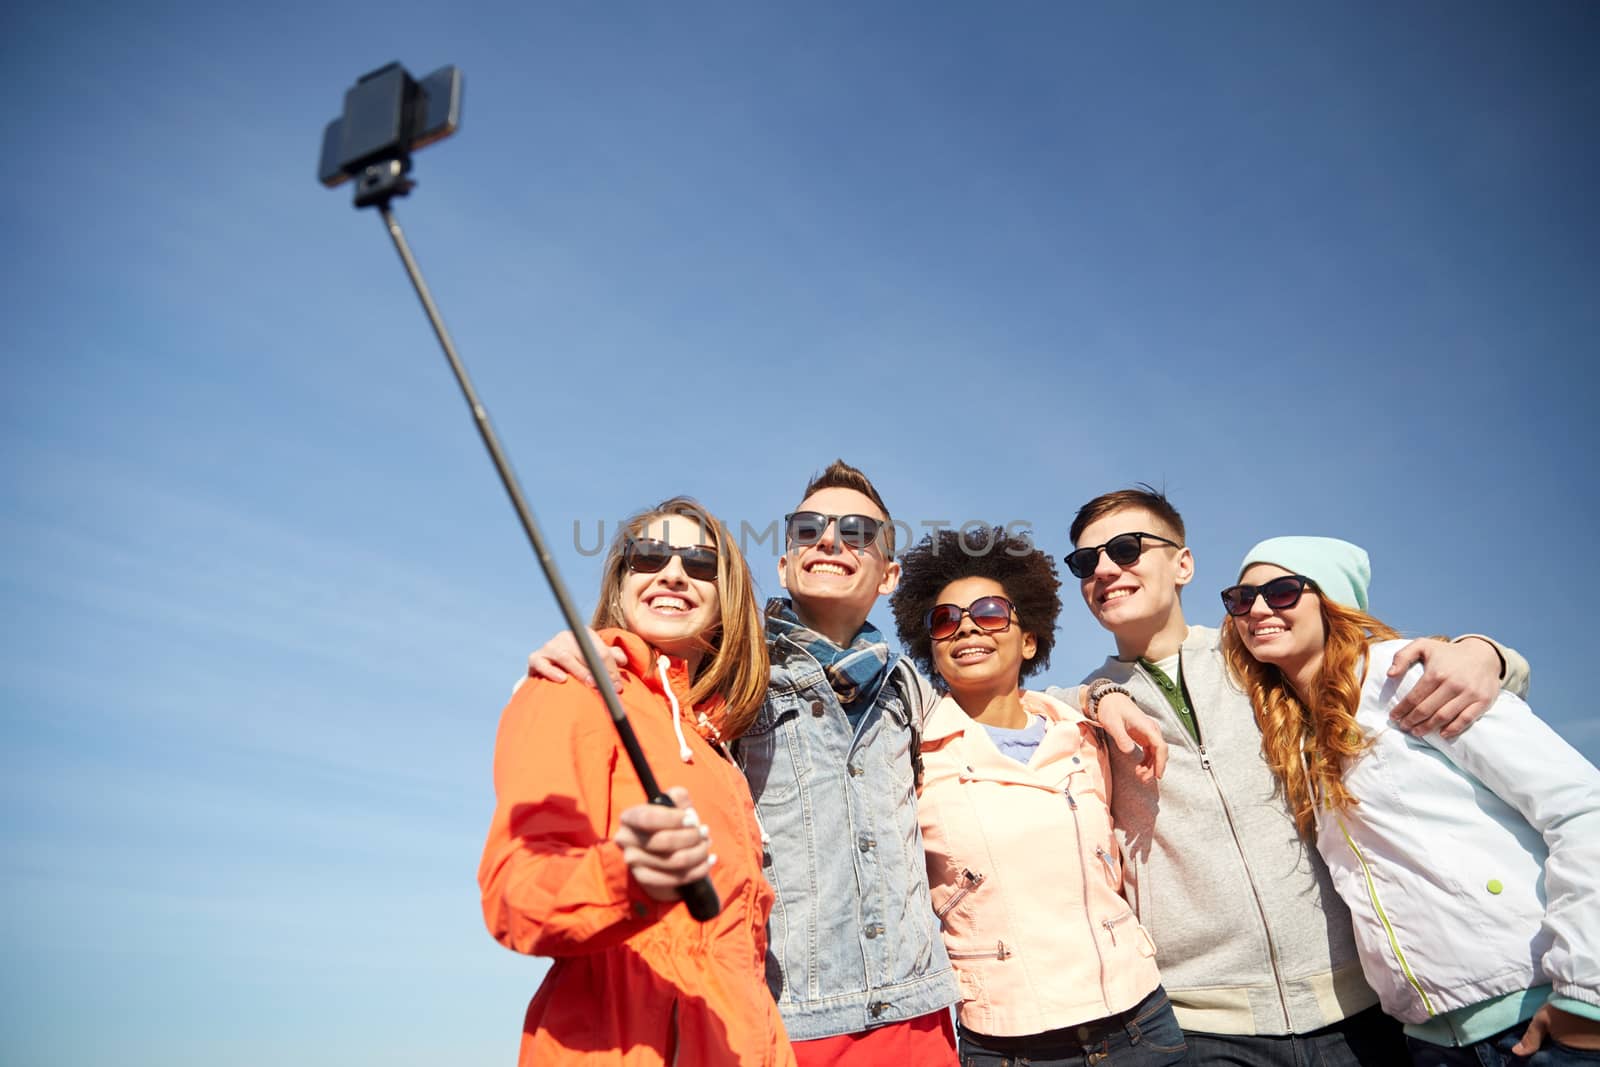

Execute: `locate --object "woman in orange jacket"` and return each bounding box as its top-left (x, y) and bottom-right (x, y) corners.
top-left (478, 496), bottom-right (796, 1066)
top-left (890, 527), bottom-right (1185, 1067)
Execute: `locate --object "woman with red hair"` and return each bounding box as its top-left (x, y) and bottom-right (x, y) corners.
top-left (1221, 536), bottom-right (1600, 1067)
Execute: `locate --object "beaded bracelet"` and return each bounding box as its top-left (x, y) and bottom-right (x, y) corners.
top-left (1086, 678), bottom-right (1133, 723)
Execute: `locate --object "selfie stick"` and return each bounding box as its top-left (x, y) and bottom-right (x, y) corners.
top-left (325, 70), bottom-right (719, 923)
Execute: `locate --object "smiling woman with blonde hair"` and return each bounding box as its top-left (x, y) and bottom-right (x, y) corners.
top-left (589, 497), bottom-right (770, 738)
top-left (478, 495), bottom-right (794, 1066)
top-left (1221, 536), bottom-right (1600, 1067)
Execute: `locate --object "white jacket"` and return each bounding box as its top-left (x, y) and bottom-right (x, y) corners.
top-left (1316, 640), bottom-right (1600, 1024)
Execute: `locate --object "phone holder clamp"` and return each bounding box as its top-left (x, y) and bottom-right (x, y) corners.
top-left (354, 156), bottom-right (415, 209)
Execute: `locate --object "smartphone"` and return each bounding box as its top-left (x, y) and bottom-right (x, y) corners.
top-left (318, 63), bottom-right (462, 188)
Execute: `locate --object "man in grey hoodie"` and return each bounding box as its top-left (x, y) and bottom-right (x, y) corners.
top-left (1050, 486), bottom-right (1528, 1067)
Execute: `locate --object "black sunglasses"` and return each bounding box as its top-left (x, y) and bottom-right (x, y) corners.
top-left (1064, 531), bottom-right (1183, 579)
top-left (1220, 575), bottom-right (1314, 617)
top-left (784, 511), bottom-right (886, 551)
top-left (925, 595), bottom-right (1017, 641)
top-left (624, 538), bottom-right (720, 582)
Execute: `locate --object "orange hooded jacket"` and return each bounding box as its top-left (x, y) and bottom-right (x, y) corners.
top-left (479, 629), bottom-right (795, 1066)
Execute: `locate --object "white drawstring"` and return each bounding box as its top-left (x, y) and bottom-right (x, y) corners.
top-left (1301, 744), bottom-right (1326, 834)
top-left (658, 655), bottom-right (694, 763)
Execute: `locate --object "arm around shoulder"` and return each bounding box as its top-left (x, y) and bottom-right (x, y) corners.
top-left (1453, 633), bottom-right (1530, 698)
top-left (1059, 679), bottom-right (1168, 783)
top-left (1387, 633), bottom-right (1528, 738)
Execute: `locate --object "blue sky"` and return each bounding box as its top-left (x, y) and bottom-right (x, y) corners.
top-left (3, 3), bottom-right (1596, 1064)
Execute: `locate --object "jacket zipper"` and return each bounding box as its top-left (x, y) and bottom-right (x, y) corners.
top-left (1335, 816), bottom-right (1436, 1016)
top-left (947, 940), bottom-right (1011, 960)
top-left (1095, 846), bottom-right (1118, 882)
top-left (1184, 659), bottom-right (1292, 1023)
top-left (1065, 779), bottom-right (1113, 1016)
top-left (1196, 738), bottom-right (1294, 1028)
top-left (935, 869), bottom-right (986, 927)
top-left (1145, 652), bottom-right (1295, 1030)
top-left (1102, 911), bottom-right (1135, 946)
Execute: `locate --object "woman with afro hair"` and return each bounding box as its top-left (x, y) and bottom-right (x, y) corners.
top-left (891, 527), bottom-right (1184, 1067)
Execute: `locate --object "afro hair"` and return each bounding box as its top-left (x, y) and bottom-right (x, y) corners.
top-left (890, 526), bottom-right (1061, 688)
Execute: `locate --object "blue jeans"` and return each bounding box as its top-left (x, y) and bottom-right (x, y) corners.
top-left (1184, 1004), bottom-right (1405, 1066)
top-left (1407, 1026), bottom-right (1600, 1066)
top-left (958, 985), bottom-right (1188, 1066)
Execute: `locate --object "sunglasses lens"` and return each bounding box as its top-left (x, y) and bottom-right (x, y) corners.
top-left (1221, 578), bottom-right (1305, 616)
top-left (837, 514), bottom-right (882, 549)
top-left (1263, 577), bottom-right (1304, 609)
top-left (680, 548), bottom-right (719, 582)
top-left (1104, 533), bottom-right (1145, 567)
top-left (926, 604), bottom-right (963, 640)
top-left (627, 540), bottom-right (718, 581)
top-left (627, 540), bottom-right (671, 574)
top-left (785, 512), bottom-right (826, 546)
top-left (969, 596), bottom-right (1012, 631)
top-left (1064, 548), bottom-right (1098, 579)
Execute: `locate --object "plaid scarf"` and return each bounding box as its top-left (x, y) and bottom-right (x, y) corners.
top-left (766, 598), bottom-right (891, 714)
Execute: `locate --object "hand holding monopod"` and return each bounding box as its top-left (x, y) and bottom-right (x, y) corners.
top-left (318, 61), bottom-right (721, 922)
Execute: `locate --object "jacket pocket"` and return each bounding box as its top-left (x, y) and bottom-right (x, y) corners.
top-left (947, 940), bottom-right (1012, 961)
top-left (1094, 845), bottom-right (1120, 889)
top-left (1102, 910), bottom-right (1151, 955)
top-left (934, 868), bottom-right (986, 930)
top-left (736, 701), bottom-right (802, 805)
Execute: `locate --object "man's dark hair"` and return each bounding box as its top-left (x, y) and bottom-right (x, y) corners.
top-left (890, 527), bottom-right (1060, 687)
top-left (1069, 483), bottom-right (1186, 547)
top-left (797, 458), bottom-right (895, 556)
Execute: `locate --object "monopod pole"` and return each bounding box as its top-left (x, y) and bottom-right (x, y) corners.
top-left (376, 202), bottom-right (721, 923)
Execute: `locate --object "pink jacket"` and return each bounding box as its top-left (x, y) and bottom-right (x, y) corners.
top-left (917, 689), bottom-right (1162, 1037)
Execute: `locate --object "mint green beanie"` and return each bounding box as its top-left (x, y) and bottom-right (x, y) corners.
top-left (1237, 536), bottom-right (1371, 612)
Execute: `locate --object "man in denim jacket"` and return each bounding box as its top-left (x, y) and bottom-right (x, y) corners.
top-left (738, 459), bottom-right (960, 1062)
top-left (527, 460), bottom-right (961, 1065)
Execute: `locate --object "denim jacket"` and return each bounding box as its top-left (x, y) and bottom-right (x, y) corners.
top-left (731, 623), bottom-right (958, 1040)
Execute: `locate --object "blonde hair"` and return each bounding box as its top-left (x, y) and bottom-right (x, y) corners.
top-left (1221, 594), bottom-right (1400, 836)
top-left (592, 496), bottom-right (770, 739)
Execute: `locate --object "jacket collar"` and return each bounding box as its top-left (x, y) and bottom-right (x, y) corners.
top-left (601, 628), bottom-right (725, 726)
top-left (922, 688), bottom-right (1082, 743)
top-left (1094, 624), bottom-right (1219, 680)
top-left (924, 689), bottom-right (1091, 784)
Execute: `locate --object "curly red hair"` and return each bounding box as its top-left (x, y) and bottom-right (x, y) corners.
top-left (1221, 595), bottom-right (1399, 836)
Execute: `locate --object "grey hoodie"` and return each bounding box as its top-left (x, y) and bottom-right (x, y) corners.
top-left (1051, 625), bottom-right (1375, 1036)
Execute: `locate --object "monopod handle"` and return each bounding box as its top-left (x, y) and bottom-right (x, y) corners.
top-left (614, 690), bottom-right (723, 922)
top-left (649, 794), bottom-right (724, 922)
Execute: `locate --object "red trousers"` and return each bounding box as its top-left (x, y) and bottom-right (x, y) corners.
top-left (792, 1009), bottom-right (958, 1067)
